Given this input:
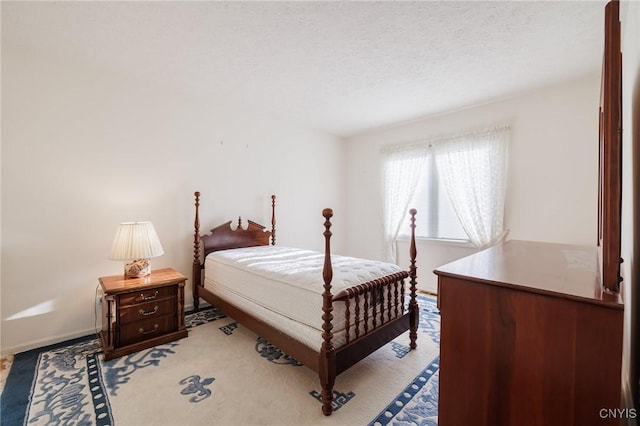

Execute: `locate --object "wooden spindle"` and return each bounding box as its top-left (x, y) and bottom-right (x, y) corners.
top-left (380, 283), bottom-right (386, 325)
top-left (394, 280), bottom-right (400, 317)
top-left (363, 287), bottom-right (370, 334)
top-left (371, 282), bottom-right (378, 330)
top-left (344, 298), bottom-right (351, 344)
top-left (387, 283), bottom-right (392, 322)
top-left (355, 294), bottom-right (361, 339)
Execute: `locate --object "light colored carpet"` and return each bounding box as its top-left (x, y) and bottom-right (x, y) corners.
top-left (4, 296), bottom-right (440, 426)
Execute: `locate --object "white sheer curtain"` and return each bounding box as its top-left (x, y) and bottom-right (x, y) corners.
top-left (382, 145), bottom-right (427, 262)
top-left (432, 126), bottom-right (510, 248)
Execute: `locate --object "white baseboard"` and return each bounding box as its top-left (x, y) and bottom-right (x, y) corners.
top-left (1, 327), bottom-right (99, 358)
top-left (1, 302), bottom-right (213, 358)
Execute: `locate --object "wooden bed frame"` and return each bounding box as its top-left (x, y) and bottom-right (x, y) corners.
top-left (191, 191), bottom-right (419, 415)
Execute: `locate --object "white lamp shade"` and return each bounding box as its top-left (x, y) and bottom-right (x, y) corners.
top-left (109, 222), bottom-right (164, 260)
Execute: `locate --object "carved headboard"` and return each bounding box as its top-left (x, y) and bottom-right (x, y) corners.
top-left (201, 218), bottom-right (272, 258)
top-left (193, 191), bottom-right (276, 262)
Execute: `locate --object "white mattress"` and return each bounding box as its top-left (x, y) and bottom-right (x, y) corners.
top-left (203, 246), bottom-right (405, 342)
top-left (209, 283), bottom-right (340, 350)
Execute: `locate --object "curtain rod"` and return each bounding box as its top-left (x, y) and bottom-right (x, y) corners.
top-left (380, 124), bottom-right (510, 154)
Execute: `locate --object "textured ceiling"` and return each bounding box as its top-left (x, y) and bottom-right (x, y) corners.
top-left (2, 1), bottom-right (606, 137)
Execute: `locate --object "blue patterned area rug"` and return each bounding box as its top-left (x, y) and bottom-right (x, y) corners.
top-left (1, 296), bottom-right (440, 426)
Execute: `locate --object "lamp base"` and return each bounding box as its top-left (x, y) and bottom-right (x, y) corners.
top-left (124, 258), bottom-right (151, 279)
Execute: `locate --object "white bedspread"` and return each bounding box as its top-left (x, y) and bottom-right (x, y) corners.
top-left (204, 246), bottom-right (404, 334)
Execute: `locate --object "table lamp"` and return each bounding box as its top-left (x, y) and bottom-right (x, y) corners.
top-left (109, 221), bottom-right (164, 278)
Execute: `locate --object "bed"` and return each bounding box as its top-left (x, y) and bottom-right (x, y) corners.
top-left (191, 191), bottom-right (419, 416)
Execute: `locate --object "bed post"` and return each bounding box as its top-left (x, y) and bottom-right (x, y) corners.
top-left (319, 208), bottom-right (336, 416)
top-left (408, 208), bottom-right (418, 349)
top-left (271, 195), bottom-right (276, 246)
top-left (193, 191), bottom-right (202, 311)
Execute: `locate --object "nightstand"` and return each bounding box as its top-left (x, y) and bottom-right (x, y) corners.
top-left (99, 268), bottom-right (188, 361)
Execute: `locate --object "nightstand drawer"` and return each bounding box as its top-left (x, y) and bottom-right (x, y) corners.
top-left (120, 315), bottom-right (177, 346)
top-left (119, 298), bottom-right (176, 324)
top-left (119, 286), bottom-right (176, 306)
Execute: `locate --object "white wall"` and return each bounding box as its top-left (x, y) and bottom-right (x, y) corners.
top-left (0, 23), bottom-right (606, 359)
top-left (620, 0), bottom-right (639, 413)
top-left (345, 74), bottom-right (600, 292)
top-left (1, 43), bottom-right (345, 356)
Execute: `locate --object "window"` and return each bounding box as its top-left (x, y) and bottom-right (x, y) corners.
top-left (382, 125), bottom-right (509, 262)
top-left (400, 153), bottom-right (468, 241)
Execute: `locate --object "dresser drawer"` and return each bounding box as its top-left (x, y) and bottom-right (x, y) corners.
top-left (119, 297), bottom-right (176, 324)
top-left (119, 315), bottom-right (177, 346)
top-left (119, 286), bottom-right (176, 306)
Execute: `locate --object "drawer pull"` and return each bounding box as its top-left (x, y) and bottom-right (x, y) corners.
top-left (140, 290), bottom-right (159, 301)
top-left (139, 306), bottom-right (159, 316)
top-left (139, 324), bottom-right (159, 335)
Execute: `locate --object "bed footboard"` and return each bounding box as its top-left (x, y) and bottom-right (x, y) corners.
top-left (319, 208), bottom-right (418, 416)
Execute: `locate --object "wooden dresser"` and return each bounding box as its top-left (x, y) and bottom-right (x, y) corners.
top-left (434, 240), bottom-right (624, 426)
top-left (99, 268), bottom-right (188, 361)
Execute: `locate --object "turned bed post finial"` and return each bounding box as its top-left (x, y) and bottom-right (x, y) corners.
top-left (271, 195), bottom-right (276, 246)
top-left (194, 191), bottom-right (201, 260)
top-left (320, 207), bottom-right (336, 416)
top-left (409, 208), bottom-right (417, 274)
top-left (322, 208), bottom-right (334, 299)
top-left (193, 191), bottom-right (202, 311)
top-left (408, 208), bottom-right (418, 349)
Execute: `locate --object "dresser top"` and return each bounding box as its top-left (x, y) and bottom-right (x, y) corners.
top-left (434, 240), bottom-right (623, 308)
